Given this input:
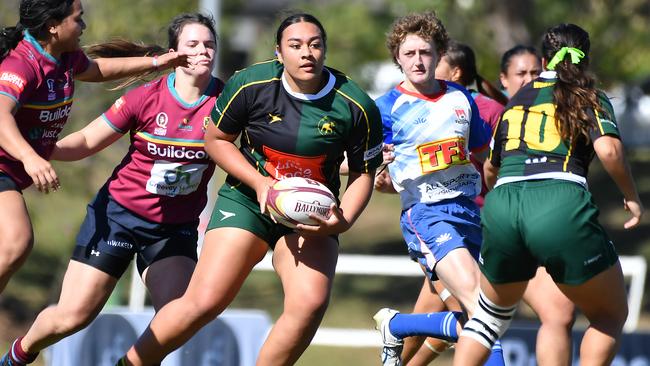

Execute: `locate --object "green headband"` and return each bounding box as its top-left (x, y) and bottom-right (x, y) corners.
top-left (546, 47), bottom-right (585, 70)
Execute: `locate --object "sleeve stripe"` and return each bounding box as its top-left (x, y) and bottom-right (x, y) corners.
top-left (335, 89), bottom-right (372, 173)
top-left (101, 114), bottom-right (127, 134)
top-left (214, 78), bottom-right (280, 129)
top-left (595, 112), bottom-right (605, 135)
top-left (0, 91), bottom-right (19, 105)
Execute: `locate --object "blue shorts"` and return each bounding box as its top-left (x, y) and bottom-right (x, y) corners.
top-left (0, 172), bottom-right (20, 193)
top-left (400, 196), bottom-right (482, 281)
top-left (72, 186), bottom-right (199, 278)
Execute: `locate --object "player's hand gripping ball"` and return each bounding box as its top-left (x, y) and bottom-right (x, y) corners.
top-left (266, 177), bottom-right (336, 228)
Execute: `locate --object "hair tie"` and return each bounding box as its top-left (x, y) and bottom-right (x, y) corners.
top-left (546, 46), bottom-right (585, 70)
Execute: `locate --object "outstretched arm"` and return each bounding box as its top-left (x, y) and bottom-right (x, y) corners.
top-left (75, 51), bottom-right (192, 82)
top-left (594, 135), bottom-right (644, 229)
top-left (51, 116), bottom-right (124, 161)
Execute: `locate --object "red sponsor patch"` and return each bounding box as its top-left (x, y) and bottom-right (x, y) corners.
top-left (262, 146), bottom-right (326, 182)
top-left (417, 137), bottom-right (469, 173)
top-left (0, 72), bottom-right (26, 93)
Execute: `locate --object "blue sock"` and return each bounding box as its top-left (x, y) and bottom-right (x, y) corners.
top-left (388, 311), bottom-right (461, 342)
top-left (484, 340), bottom-right (504, 366)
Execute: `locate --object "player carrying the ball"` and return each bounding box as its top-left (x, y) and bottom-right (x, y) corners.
top-left (116, 12), bottom-right (383, 366)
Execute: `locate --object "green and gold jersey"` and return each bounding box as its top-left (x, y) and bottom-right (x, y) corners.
top-left (490, 71), bottom-right (619, 186)
top-left (211, 59), bottom-right (383, 198)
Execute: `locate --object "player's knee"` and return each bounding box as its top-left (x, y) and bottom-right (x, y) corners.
top-left (460, 291), bottom-right (517, 349)
top-left (56, 306), bottom-right (97, 334)
top-left (537, 296), bottom-right (575, 328)
top-left (185, 293), bottom-right (227, 324)
top-left (0, 230), bottom-right (33, 270)
top-left (286, 291), bottom-right (330, 319)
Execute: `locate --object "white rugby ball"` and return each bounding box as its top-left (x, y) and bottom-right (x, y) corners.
top-left (266, 177), bottom-right (336, 228)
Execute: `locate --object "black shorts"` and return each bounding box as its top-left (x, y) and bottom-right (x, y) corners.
top-left (72, 186), bottom-right (199, 278)
top-left (0, 172), bottom-right (21, 194)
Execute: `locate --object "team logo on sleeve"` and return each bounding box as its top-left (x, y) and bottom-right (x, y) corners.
top-left (318, 116), bottom-right (336, 135)
top-left (110, 97), bottom-right (125, 113)
top-left (0, 72), bottom-right (26, 93)
top-left (364, 143), bottom-right (382, 161)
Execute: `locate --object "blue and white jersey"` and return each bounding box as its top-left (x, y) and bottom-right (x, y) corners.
top-left (375, 81), bottom-right (491, 209)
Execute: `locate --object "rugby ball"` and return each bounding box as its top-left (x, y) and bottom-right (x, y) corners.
top-left (266, 177), bottom-right (336, 228)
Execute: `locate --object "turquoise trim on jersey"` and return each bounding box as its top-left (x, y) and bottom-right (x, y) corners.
top-left (136, 131), bottom-right (205, 146)
top-left (23, 30), bottom-right (58, 64)
top-left (0, 91), bottom-right (18, 104)
top-left (166, 73), bottom-right (216, 108)
top-left (101, 114), bottom-right (127, 134)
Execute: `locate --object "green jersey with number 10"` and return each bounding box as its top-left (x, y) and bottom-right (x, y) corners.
top-left (490, 70), bottom-right (619, 187)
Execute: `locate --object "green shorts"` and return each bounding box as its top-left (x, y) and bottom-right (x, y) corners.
top-left (207, 183), bottom-right (293, 248)
top-left (480, 179), bottom-right (618, 285)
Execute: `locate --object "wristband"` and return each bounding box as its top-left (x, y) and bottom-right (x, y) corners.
top-left (152, 55), bottom-right (159, 70)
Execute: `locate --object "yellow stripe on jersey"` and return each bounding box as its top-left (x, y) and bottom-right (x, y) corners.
top-left (563, 144), bottom-right (572, 171)
top-left (335, 89), bottom-right (372, 173)
top-left (136, 131), bottom-right (205, 147)
top-left (533, 81), bottom-right (554, 89)
top-left (595, 111), bottom-right (605, 135)
top-left (24, 98), bottom-right (73, 109)
top-left (215, 78), bottom-right (281, 129)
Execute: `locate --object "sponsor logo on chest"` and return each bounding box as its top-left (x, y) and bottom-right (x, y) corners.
top-left (147, 142), bottom-right (207, 160)
top-left (39, 104), bottom-right (72, 123)
top-left (177, 118), bottom-right (193, 131)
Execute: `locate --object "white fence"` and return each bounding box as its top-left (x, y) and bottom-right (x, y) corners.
top-left (129, 253), bottom-right (647, 347)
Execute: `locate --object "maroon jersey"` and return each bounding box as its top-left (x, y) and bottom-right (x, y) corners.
top-left (102, 73), bottom-right (223, 224)
top-left (0, 31), bottom-right (89, 189)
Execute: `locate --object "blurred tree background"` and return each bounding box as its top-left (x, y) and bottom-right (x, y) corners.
top-left (1, 0), bottom-right (649, 363)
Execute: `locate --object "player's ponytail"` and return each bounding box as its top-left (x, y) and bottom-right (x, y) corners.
top-left (444, 41), bottom-right (508, 105)
top-left (542, 23), bottom-right (605, 147)
top-left (0, 23), bottom-right (24, 63)
top-left (85, 40), bottom-right (166, 89)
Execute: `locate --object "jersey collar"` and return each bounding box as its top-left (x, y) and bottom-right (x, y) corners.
top-left (539, 70), bottom-right (557, 80)
top-left (166, 72), bottom-right (216, 108)
top-left (23, 30), bottom-right (58, 64)
top-left (281, 68), bottom-right (335, 101)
